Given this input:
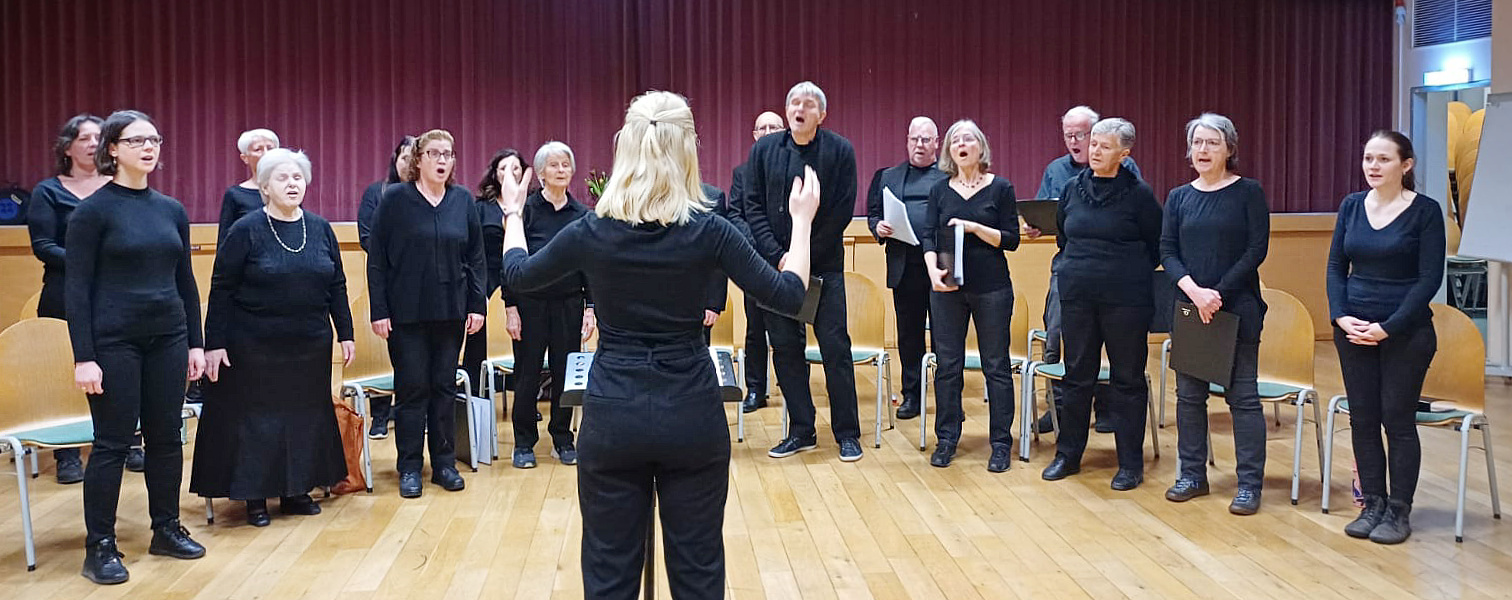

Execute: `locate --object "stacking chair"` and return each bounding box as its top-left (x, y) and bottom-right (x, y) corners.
top-left (708, 294), bottom-right (750, 442)
top-left (1321, 304), bottom-right (1502, 542)
top-left (18, 291), bottom-right (41, 321)
top-left (793, 271), bottom-right (894, 448)
top-left (916, 294), bottom-right (1029, 450)
top-left (0, 317), bottom-right (92, 571)
top-left (478, 292), bottom-right (515, 460)
top-left (341, 293), bottom-right (394, 492)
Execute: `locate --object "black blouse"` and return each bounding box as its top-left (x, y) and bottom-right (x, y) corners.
top-left (205, 209), bottom-right (354, 349)
top-left (26, 177), bottom-right (82, 317)
top-left (1326, 192), bottom-right (1446, 336)
top-left (217, 184), bottom-right (264, 245)
top-left (366, 183), bottom-right (487, 324)
top-left (920, 176), bottom-right (1021, 293)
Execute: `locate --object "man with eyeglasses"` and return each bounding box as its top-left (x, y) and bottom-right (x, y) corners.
top-left (727, 111), bottom-right (785, 413)
top-left (1029, 106), bottom-right (1143, 434)
top-left (865, 116), bottom-right (946, 420)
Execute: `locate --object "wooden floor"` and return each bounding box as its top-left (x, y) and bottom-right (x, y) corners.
top-left (4, 341), bottom-right (1512, 599)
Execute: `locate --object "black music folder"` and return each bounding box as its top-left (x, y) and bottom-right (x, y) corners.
top-left (1169, 301), bottom-right (1240, 388)
top-left (1016, 199), bottom-right (1059, 237)
top-left (755, 275), bottom-right (823, 324)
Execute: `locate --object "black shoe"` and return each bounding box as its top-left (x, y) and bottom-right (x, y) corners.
top-left (431, 467), bottom-right (465, 492)
top-left (246, 500), bottom-right (271, 527)
top-left (148, 521), bottom-right (206, 559)
top-left (1345, 494), bottom-right (1387, 538)
top-left (1110, 468), bottom-right (1144, 491)
top-left (1041, 454), bottom-right (1080, 481)
top-left (1093, 415), bottom-right (1116, 434)
top-left (1165, 478), bottom-right (1210, 502)
top-left (987, 444), bottom-right (1013, 473)
top-left (367, 419), bottom-right (389, 440)
top-left (741, 392), bottom-right (768, 414)
top-left (513, 448), bottom-right (537, 469)
top-left (768, 436), bottom-right (818, 458)
top-left (838, 438), bottom-right (864, 462)
top-left (896, 399), bottom-right (920, 420)
top-left (1229, 488), bottom-right (1261, 515)
top-left (551, 443), bottom-right (578, 465)
top-left (929, 443), bottom-right (956, 468)
top-left (124, 447), bottom-right (145, 473)
top-left (1369, 499), bottom-right (1412, 544)
top-left (279, 494), bottom-right (321, 516)
top-left (399, 471), bottom-right (422, 498)
top-left (81, 537), bottom-right (129, 585)
top-left (56, 450), bottom-right (84, 484)
top-left (1035, 410), bottom-right (1057, 434)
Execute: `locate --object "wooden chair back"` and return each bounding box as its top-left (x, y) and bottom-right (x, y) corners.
top-left (345, 292), bottom-right (393, 382)
top-left (19, 291), bottom-right (40, 321)
top-left (807, 271), bottom-right (887, 353)
top-left (1257, 288), bottom-right (1315, 389)
top-left (0, 318), bottom-right (90, 435)
top-left (1423, 303), bottom-right (1486, 413)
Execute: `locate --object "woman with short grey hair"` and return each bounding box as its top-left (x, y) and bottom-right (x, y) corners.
top-left (1159, 113), bottom-right (1271, 515)
top-left (192, 148), bottom-right (355, 527)
top-left (1042, 117), bottom-right (1163, 491)
top-left (218, 128), bottom-right (281, 244)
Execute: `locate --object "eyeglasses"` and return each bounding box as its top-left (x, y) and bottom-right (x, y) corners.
top-left (423, 149), bottom-right (456, 160)
top-left (1062, 132), bottom-right (1089, 142)
top-left (119, 136), bottom-right (164, 149)
top-left (908, 136), bottom-right (936, 145)
top-left (754, 126), bottom-right (785, 135)
top-left (1190, 138), bottom-right (1226, 150)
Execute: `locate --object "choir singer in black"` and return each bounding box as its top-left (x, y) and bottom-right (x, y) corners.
top-left (502, 91), bottom-right (815, 600)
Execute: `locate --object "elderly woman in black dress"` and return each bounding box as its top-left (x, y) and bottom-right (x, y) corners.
top-left (191, 148), bottom-right (354, 527)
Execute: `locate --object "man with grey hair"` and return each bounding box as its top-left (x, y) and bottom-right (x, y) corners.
top-left (744, 81), bottom-right (864, 462)
top-left (1030, 106), bottom-right (1142, 434)
top-left (866, 116), bottom-right (947, 420)
top-left (728, 111), bottom-right (786, 413)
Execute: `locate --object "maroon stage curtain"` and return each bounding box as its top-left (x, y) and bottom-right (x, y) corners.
top-left (0, 0), bottom-right (1390, 222)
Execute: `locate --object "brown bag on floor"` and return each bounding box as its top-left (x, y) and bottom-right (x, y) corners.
top-left (330, 351), bottom-right (367, 495)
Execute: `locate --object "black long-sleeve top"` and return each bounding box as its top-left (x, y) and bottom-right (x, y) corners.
top-left (26, 177), bottom-right (82, 317)
top-left (1055, 166), bottom-right (1163, 306)
top-left (726, 163), bottom-right (755, 241)
top-left (357, 181), bottom-right (386, 252)
top-left (366, 182), bottom-right (486, 324)
top-left (217, 184), bottom-right (263, 245)
top-left (743, 129), bottom-right (858, 272)
top-left (920, 177), bottom-right (1021, 293)
top-left (703, 183), bottom-right (732, 312)
top-left (1161, 177), bottom-right (1271, 341)
top-left (476, 195), bottom-right (505, 297)
top-left (65, 182), bottom-right (203, 362)
top-left (1326, 192), bottom-right (1446, 336)
top-left (867, 162), bottom-right (949, 288)
top-left (503, 212), bottom-right (805, 336)
top-left (205, 209), bottom-right (354, 349)
top-left (505, 190), bottom-right (593, 307)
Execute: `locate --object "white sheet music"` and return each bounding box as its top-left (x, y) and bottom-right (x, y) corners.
top-left (952, 223), bottom-right (965, 286)
top-left (881, 187), bottom-right (919, 246)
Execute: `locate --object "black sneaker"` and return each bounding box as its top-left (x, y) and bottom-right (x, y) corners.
top-left (986, 444), bottom-right (1013, 473)
top-left (367, 420), bottom-right (389, 440)
top-left (513, 448), bottom-right (537, 469)
top-left (1110, 468), bottom-right (1144, 491)
top-left (148, 521), bottom-right (206, 559)
top-left (551, 443), bottom-right (578, 465)
top-left (1369, 499), bottom-right (1412, 544)
top-left (124, 447), bottom-right (145, 473)
top-left (1345, 495), bottom-right (1387, 538)
top-left (56, 449), bottom-right (84, 484)
top-left (929, 443), bottom-right (956, 468)
top-left (768, 436), bottom-right (818, 458)
top-left (399, 471), bottom-right (422, 498)
top-left (838, 438), bottom-right (864, 462)
top-left (1165, 478), bottom-right (1210, 502)
top-left (1229, 488), bottom-right (1261, 515)
top-left (741, 392), bottom-right (768, 414)
top-left (81, 537), bottom-right (128, 585)
top-left (431, 467), bottom-right (465, 492)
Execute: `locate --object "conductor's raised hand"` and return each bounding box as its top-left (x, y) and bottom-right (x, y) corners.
top-left (788, 166), bottom-right (821, 224)
top-left (500, 167), bottom-right (534, 215)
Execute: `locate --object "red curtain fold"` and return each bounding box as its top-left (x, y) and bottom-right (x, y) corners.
top-left (0, 0), bottom-right (1391, 222)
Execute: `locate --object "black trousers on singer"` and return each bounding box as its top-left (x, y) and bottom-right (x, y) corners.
top-left (930, 286), bottom-right (1015, 446)
top-left (83, 331), bottom-right (188, 544)
top-left (893, 258), bottom-right (932, 408)
top-left (742, 295), bottom-right (769, 394)
top-left (511, 294), bottom-right (581, 451)
top-left (1055, 300), bottom-right (1152, 470)
top-left (387, 320), bottom-right (464, 474)
top-left (1335, 321), bottom-right (1436, 505)
top-left (766, 272), bottom-right (860, 443)
top-left (578, 331), bottom-right (729, 599)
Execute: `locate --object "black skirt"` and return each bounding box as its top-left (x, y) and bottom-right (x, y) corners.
top-left (190, 332), bottom-right (346, 500)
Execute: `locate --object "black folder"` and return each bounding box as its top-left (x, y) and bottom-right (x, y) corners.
top-left (1016, 199), bottom-right (1059, 237)
top-left (755, 275), bottom-right (824, 324)
top-left (1169, 301), bottom-right (1240, 389)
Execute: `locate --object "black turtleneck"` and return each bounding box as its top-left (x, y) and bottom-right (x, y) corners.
top-left (1055, 166), bottom-right (1163, 306)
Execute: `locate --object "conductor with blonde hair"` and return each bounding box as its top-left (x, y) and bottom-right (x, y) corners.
top-left (501, 91), bottom-right (818, 599)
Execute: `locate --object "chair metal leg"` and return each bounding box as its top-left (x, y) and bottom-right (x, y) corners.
top-left (28, 447), bottom-right (38, 478)
top-left (918, 354), bottom-right (931, 451)
top-left (1144, 375), bottom-right (1159, 458)
top-left (1159, 339), bottom-right (1171, 428)
top-left (1019, 362), bottom-right (1039, 462)
top-left (349, 385), bottom-right (374, 494)
top-left (1291, 394), bottom-right (1306, 505)
top-left (1272, 402), bottom-right (1281, 427)
top-left (873, 356), bottom-right (884, 448)
top-left (1321, 395), bottom-right (1345, 514)
top-left (781, 397), bottom-right (789, 440)
top-left (1483, 420), bottom-right (1502, 520)
top-left (736, 349), bottom-right (745, 443)
top-left (1458, 414), bottom-right (1474, 542)
top-left (205, 497), bottom-right (215, 525)
top-left (6, 438), bottom-right (36, 571)
top-left (885, 353), bottom-right (895, 431)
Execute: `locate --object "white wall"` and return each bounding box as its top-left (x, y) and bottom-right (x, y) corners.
top-left (1394, 1), bottom-right (1496, 130)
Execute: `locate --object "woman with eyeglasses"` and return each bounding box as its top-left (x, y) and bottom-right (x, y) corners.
top-left (367, 129), bottom-right (486, 499)
top-left (67, 110), bottom-right (208, 584)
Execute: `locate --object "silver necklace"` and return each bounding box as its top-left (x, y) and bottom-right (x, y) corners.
top-left (267, 209), bottom-right (307, 253)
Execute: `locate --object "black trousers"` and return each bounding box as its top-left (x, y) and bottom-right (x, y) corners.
top-left (1056, 301), bottom-right (1152, 469)
top-left (1176, 341), bottom-right (1266, 490)
top-left (1335, 322), bottom-right (1436, 504)
top-left (766, 271), bottom-right (860, 443)
top-left (742, 295), bottom-right (769, 394)
top-left (1042, 272), bottom-right (1108, 415)
top-left (83, 331), bottom-right (187, 544)
top-left (387, 320), bottom-right (464, 473)
top-left (893, 258), bottom-right (932, 406)
top-left (579, 333), bottom-right (729, 600)
top-left (930, 286), bottom-right (1015, 447)
top-left (511, 295), bottom-right (580, 450)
